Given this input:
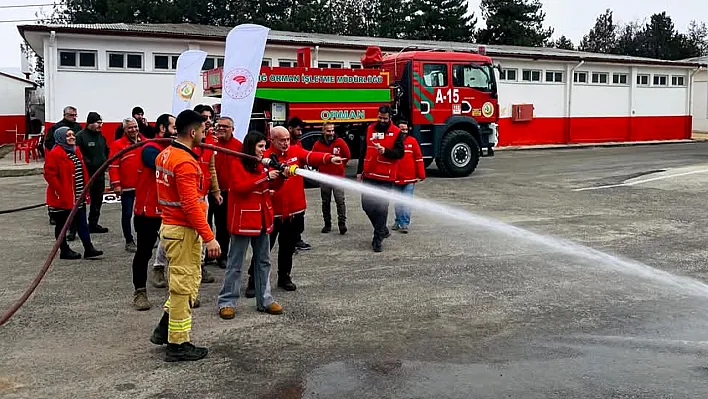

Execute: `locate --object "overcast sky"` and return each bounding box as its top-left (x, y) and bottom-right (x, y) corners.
top-left (0, 0), bottom-right (705, 71)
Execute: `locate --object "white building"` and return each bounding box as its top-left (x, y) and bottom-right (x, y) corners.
top-left (0, 71), bottom-right (37, 144)
top-left (18, 23), bottom-right (707, 146)
top-left (686, 56), bottom-right (708, 133)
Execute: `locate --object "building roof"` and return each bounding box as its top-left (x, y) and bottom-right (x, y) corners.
top-left (18, 23), bottom-right (708, 68)
top-left (0, 70), bottom-right (36, 86)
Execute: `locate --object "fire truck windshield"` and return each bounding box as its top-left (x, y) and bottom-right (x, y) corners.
top-left (452, 63), bottom-right (495, 92)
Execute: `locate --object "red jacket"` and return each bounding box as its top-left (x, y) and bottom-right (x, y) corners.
top-left (312, 137), bottom-right (351, 177)
top-left (362, 122), bottom-right (402, 182)
top-left (134, 142), bottom-right (167, 217)
top-left (265, 145), bottom-right (333, 218)
top-left (44, 146), bottom-right (90, 209)
top-left (395, 136), bottom-right (426, 185)
top-left (108, 134), bottom-right (145, 191)
top-left (226, 159), bottom-right (283, 236)
top-left (156, 142), bottom-right (214, 242)
top-left (193, 134), bottom-right (217, 197)
top-left (214, 136), bottom-right (243, 191)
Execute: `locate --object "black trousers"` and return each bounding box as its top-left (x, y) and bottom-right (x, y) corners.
top-left (51, 206), bottom-right (92, 252)
top-left (131, 214), bottom-right (162, 290)
top-left (211, 191), bottom-right (230, 262)
top-left (248, 213), bottom-right (304, 280)
top-left (87, 172), bottom-right (105, 227)
top-left (361, 178), bottom-right (392, 243)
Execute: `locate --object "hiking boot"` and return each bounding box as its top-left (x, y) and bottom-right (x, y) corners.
top-left (60, 249), bottom-right (82, 260)
top-left (321, 224), bottom-right (331, 233)
top-left (201, 266), bottom-right (215, 284)
top-left (295, 240), bottom-right (312, 251)
top-left (339, 223), bottom-right (347, 235)
top-left (392, 223), bottom-right (401, 231)
top-left (133, 289), bottom-right (151, 311)
top-left (125, 241), bottom-right (137, 253)
top-left (152, 267), bottom-right (167, 288)
top-left (219, 307), bottom-right (235, 320)
top-left (278, 277), bottom-right (297, 291)
top-left (165, 342), bottom-right (208, 362)
top-left (400, 225), bottom-right (409, 234)
top-left (258, 302), bottom-right (283, 315)
top-left (89, 224), bottom-right (108, 234)
top-left (372, 239), bottom-right (383, 253)
top-left (245, 278), bottom-right (255, 298)
top-left (84, 246), bottom-right (103, 259)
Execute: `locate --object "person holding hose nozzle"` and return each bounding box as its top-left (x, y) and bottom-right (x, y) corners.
top-left (129, 113), bottom-right (175, 311)
top-left (149, 109), bottom-right (220, 362)
top-left (43, 127), bottom-right (103, 260)
top-left (217, 130), bottom-right (285, 320)
top-left (244, 126), bottom-right (344, 295)
top-left (356, 105), bottom-right (405, 252)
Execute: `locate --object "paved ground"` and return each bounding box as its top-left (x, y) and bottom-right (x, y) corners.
top-left (4, 142), bottom-right (708, 398)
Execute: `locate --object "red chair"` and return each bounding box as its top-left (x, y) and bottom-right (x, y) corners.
top-left (14, 135), bottom-right (39, 164)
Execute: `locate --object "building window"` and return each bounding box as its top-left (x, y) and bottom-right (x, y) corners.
top-left (637, 74), bottom-right (650, 86)
top-left (279, 59), bottom-right (297, 67)
top-left (422, 63), bottom-right (447, 87)
top-left (350, 62), bottom-right (362, 69)
top-left (500, 68), bottom-right (517, 81)
top-left (318, 61), bottom-right (343, 68)
top-left (545, 71), bottom-right (563, 83)
top-left (653, 74), bottom-right (668, 86)
top-left (522, 69), bottom-right (541, 82)
top-left (591, 72), bottom-right (608, 84)
top-left (154, 54), bottom-right (179, 71)
top-left (58, 50), bottom-right (97, 69)
top-left (612, 73), bottom-right (628, 85)
top-left (573, 71), bottom-right (588, 83)
top-left (201, 56), bottom-right (223, 71)
top-left (261, 58), bottom-right (271, 67)
top-left (107, 52), bottom-right (143, 70)
top-left (671, 75), bottom-right (686, 86)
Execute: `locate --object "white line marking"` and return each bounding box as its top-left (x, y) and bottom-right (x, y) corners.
top-left (574, 168), bottom-right (708, 191)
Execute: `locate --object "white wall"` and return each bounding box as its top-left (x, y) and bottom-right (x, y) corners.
top-left (496, 59), bottom-right (567, 118)
top-left (0, 76), bottom-right (30, 115)
top-left (693, 69), bottom-right (708, 132)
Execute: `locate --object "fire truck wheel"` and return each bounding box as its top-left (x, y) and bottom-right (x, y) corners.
top-left (436, 130), bottom-right (480, 177)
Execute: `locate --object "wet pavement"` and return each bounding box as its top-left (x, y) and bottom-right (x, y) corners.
top-left (3, 142), bottom-right (708, 398)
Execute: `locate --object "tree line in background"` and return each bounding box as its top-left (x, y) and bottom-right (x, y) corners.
top-left (24, 0), bottom-right (708, 84)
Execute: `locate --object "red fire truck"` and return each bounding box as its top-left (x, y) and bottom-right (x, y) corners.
top-left (202, 46), bottom-right (499, 177)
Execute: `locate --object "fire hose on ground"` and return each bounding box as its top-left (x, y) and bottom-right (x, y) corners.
top-left (0, 138), bottom-right (258, 327)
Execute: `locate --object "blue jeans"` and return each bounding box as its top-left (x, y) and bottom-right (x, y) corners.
top-left (121, 190), bottom-right (135, 242)
top-left (394, 183), bottom-right (415, 227)
top-left (218, 233), bottom-right (275, 310)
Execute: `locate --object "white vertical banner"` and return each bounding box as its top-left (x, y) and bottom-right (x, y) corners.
top-left (220, 24), bottom-right (270, 141)
top-left (172, 50), bottom-right (208, 116)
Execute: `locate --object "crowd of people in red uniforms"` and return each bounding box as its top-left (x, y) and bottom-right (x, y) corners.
top-left (43, 103), bottom-right (424, 360)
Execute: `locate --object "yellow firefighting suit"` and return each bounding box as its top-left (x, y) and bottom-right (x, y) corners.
top-left (160, 224), bottom-right (202, 344)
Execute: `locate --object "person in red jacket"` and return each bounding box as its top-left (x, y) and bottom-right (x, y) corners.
top-left (217, 130), bottom-right (285, 319)
top-left (109, 117), bottom-right (145, 253)
top-left (392, 120), bottom-right (426, 234)
top-left (211, 116), bottom-right (242, 269)
top-left (244, 126), bottom-right (344, 294)
top-left (43, 126), bottom-right (103, 260)
top-left (285, 116), bottom-right (312, 251)
top-left (311, 122), bottom-right (351, 234)
top-left (356, 105), bottom-right (405, 252)
top-left (130, 113), bottom-right (175, 311)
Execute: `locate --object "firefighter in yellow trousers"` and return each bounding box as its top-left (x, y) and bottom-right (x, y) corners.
top-left (149, 109), bottom-right (221, 362)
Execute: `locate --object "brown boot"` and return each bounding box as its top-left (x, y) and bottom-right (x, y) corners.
top-left (152, 267), bottom-right (167, 288)
top-left (201, 266), bottom-right (215, 284)
top-left (219, 307), bottom-right (235, 320)
top-left (133, 289), bottom-right (151, 311)
top-left (258, 302), bottom-right (283, 315)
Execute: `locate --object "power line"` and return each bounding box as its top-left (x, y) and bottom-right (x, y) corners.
top-left (0, 3), bottom-right (54, 9)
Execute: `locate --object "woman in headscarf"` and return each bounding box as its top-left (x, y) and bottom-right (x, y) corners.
top-left (43, 126), bottom-right (103, 260)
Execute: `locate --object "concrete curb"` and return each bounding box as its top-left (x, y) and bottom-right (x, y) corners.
top-left (0, 168), bottom-right (44, 178)
top-left (496, 139), bottom-right (706, 152)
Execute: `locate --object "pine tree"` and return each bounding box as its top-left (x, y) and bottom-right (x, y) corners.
top-left (552, 35), bottom-right (575, 50)
top-left (477, 0), bottom-right (553, 47)
top-left (405, 0), bottom-right (476, 42)
top-left (686, 20), bottom-right (708, 57)
top-left (578, 9), bottom-right (616, 53)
